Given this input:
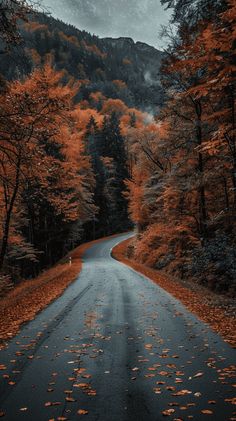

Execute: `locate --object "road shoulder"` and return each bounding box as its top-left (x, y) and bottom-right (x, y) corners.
top-left (0, 235), bottom-right (119, 348)
top-left (112, 237), bottom-right (236, 348)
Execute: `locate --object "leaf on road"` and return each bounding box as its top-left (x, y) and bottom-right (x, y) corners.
top-left (73, 383), bottom-right (89, 389)
top-left (193, 372), bottom-right (204, 378)
top-left (0, 365), bottom-right (6, 370)
top-left (201, 409), bottom-right (214, 414)
top-left (225, 398), bottom-right (236, 405)
top-left (162, 409), bottom-right (175, 416)
top-left (194, 392), bottom-right (202, 397)
top-left (77, 409), bottom-right (89, 415)
top-left (45, 402), bottom-right (61, 407)
top-left (65, 397), bottom-right (76, 402)
top-left (145, 344), bottom-right (153, 349)
top-left (173, 389), bottom-right (192, 396)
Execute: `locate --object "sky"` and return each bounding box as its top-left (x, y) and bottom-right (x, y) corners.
top-left (40, 0), bottom-right (172, 49)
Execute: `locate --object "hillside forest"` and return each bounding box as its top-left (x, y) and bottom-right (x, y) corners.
top-left (0, 0), bottom-right (235, 295)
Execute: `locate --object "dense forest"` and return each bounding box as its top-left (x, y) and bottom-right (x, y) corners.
top-left (127, 0), bottom-right (236, 293)
top-left (0, 0), bottom-right (235, 296)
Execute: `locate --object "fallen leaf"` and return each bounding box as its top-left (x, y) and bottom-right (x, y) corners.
top-left (74, 383), bottom-right (89, 389)
top-left (0, 366), bottom-right (6, 371)
top-left (225, 398), bottom-right (236, 405)
top-left (173, 389), bottom-right (192, 396)
top-left (65, 397), bottom-right (76, 402)
top-left (153, 388), bottom-right (162, 394)
top-left (162, 409), bottom-right (175, 416)
top-left (194, 392), bottom-right (201, 397)
top-left (201, 410), bottom-right (213, 415)
top-left (193, 372), bottom-right (204, 378)
top-left (77, 409), bottom-right (88, 415)
top-left (145, 344), bottom-right (153, 349)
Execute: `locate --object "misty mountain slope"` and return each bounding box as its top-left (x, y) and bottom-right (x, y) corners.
top-left (0, 12), bottom-right (164, 112)
top-left (41, 0), bottom-right (170, 47)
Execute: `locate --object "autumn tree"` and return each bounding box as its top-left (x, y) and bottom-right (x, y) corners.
top-left (125, 0), bottom-right (236, 291)
top-left (0, 0), bottom-right (38, 50)
top-left (0, 64), bottom-right (95, 273)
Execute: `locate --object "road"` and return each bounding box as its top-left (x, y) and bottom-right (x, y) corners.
top-left (0, 233), bottom-right (235, 421)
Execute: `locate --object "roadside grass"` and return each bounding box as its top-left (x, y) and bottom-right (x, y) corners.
top-left (112, 238), bottom-right (236, 348)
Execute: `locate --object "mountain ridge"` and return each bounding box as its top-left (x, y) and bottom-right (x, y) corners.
top-left (0, 11), bottom-right (164, 112)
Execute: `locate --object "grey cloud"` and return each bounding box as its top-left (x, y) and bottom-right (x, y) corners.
top-left (40, 0), bottom-right (172, 48)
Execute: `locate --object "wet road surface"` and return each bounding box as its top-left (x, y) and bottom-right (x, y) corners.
top-left (0, 233), bottom-right (235, 420)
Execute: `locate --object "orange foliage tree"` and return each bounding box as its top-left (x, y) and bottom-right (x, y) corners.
top-left (0, 64), bottom-right (95, 272)
top-left (125, 0), bottom-right (236, 289)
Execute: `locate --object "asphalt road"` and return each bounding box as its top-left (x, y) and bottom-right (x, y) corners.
top-left (0, 233), bottom-right (235, 421)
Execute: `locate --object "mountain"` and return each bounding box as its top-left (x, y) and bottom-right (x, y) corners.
top-left (41, 0), bottom-right (170, 47)
top-left (0, 12), bottom-right (164, 113)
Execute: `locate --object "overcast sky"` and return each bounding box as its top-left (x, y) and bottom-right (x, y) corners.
top-left (40, 0), bottom-right (172, 49)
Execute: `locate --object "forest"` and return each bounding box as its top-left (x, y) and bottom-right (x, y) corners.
top-left (0, 0), bottom-right (235, 296)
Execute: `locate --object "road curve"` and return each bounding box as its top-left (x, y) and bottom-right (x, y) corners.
top-left (0, 233), bottom-right (235, 421)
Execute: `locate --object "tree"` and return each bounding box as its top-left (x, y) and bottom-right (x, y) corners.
top-left (0, 64), bottom-right (96, 272)
top-left (0, 0), bottom-right (38, 50)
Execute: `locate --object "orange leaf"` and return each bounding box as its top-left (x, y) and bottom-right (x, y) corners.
top-left (201, 410), bottom-right (214, 415)
top-left (77, 409), bottom-right (89, 415)
top-left (162, 409), bottom-right (175, 416)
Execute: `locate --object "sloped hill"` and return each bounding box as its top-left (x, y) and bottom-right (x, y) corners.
top-left (0, 12), bottom-right (164, 112)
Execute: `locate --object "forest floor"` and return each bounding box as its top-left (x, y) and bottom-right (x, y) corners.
top-left (112, 238), bottom-right (236, 348)
top-left (0, 235), bottom-right (119, 349)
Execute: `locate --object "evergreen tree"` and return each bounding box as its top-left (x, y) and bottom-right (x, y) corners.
top-left (100, 112), bottom-right (129, 230)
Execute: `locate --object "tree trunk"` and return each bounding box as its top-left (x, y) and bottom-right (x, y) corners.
top-left (195, 100), bottom-right (207, 239)
top-left (0, 155), bottom-right (21, 271)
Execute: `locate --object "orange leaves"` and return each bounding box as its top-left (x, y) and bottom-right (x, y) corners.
top-left (101, 98), bottom-right (128, 116)
top-left (45, 402), bottom-right (61, 407)
top-left (73, 383), bottom-right (89, 389)
top-left (65, 397), bottom-right (76, 402)
top-left (77, 409), bottom-right (89, 415)
top-left (162, 409), bottom-right (175, 416)
top-left (201, 409), bottom-right (214, 415)
top-left (112, 238), bottom-right (236, 348)
top-left (145, 344), bottom-right (153, 350)
top-left (172, 390), bottom-right (192, 396)
top-left (0, 62), bottom-right (97, 271)
top-left (0, 237), bottom-right (110, 342)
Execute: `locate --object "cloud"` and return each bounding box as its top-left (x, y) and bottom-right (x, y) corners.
top-left (40, 0), bottom-right (172, 48)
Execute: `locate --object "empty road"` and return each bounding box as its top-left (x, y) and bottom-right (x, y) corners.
top-left (0, 234), bottom-right (235, 420)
